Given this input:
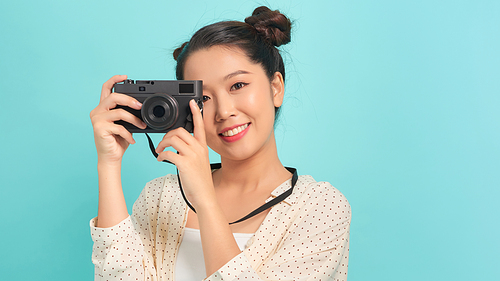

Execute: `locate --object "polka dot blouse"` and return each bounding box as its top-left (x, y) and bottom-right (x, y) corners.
top-left (90, 174), bottom-right (351, 280)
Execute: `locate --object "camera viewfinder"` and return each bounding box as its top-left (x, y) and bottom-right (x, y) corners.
top-left (179, 83), bottom-right (194, 94)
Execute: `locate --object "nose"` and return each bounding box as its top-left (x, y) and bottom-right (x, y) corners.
top-left (215, 93), bottom-right (237, 122)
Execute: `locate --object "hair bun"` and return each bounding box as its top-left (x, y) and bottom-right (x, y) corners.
top-left (173, 42), bottom-right (189, 61)
top-left (244, 6), bottom-right (291, 47)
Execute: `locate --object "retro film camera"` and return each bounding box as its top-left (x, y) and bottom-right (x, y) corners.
top-left (114, 79), bottom-right (203, 133)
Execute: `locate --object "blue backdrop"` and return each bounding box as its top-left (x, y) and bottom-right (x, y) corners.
top-left (1, 0), bottom-right (498, 280)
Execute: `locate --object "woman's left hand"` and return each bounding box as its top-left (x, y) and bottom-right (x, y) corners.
top-left (155, 100), bottom-right (215, 207)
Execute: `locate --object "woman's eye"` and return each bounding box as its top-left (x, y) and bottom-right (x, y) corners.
top-left (202, 95), bottom-right (211, 102)
top-left (230, 82), bottom-right (248, 91)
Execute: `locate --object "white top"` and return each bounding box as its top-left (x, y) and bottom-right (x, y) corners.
top-left (175, 227), bottom-right (254, 281)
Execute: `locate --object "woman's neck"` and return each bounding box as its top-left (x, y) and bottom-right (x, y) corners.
top-left (214, 133), bottom-right (291, 193)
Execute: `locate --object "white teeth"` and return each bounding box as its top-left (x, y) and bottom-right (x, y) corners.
top-left (222, 123), bottom-right (248, 137)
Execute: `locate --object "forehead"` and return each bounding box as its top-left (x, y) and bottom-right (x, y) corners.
top-left (183, 46), bottom-right (264, 81)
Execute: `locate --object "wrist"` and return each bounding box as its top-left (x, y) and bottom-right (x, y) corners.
top-left (97, 161), bottom-right (122, 187)
top-left (97, 159), bottom-right (122, 171)
top-left (190, 189), bottom-right (218, 212)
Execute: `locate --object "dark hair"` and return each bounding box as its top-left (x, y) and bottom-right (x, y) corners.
top-left (173, 6), bottom-right (292, 120)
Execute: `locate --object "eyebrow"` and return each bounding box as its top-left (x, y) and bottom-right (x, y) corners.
top-left (202, 70), bottom-right (253, 91)
top-left (224, 70), bottom-right (252, 80)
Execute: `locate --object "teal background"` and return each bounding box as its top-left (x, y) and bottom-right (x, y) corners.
top-left (1, 0), bottom-right (498, 280)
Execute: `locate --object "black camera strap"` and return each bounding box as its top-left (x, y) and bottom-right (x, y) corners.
top-left (145, 133), bottom-right (297, 225)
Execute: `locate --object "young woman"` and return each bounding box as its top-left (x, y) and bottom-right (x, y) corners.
top-left (90, 6), bottom-right (351, 281)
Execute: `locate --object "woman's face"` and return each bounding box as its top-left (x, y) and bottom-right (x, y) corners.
top-left (183, 46), bottom-right (284, 161)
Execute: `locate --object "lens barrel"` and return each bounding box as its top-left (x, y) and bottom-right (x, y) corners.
top-left (141, 94), bottom-right (178, 130)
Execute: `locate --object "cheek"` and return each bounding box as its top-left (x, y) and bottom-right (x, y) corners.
top-left (244, 94), bottom-right (259, 110)
top-left (244, 87), bottom-right (275, 119)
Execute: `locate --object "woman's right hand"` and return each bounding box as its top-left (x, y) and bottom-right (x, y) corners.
top-left (90, 75), bottom-right (147, 165)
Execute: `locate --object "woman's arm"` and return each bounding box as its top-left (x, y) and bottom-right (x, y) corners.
top-left (90, 75), bottom-right (147, 227)
top-left (95, 162), bottom-right (128, 228)
top-left (196, 198), bottom-right (243, 276)
top-left (155, 100), bottom-right (243, 277)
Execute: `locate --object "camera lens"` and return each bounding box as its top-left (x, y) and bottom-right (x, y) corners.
top-left (141, 94), bottom-right (178, 130)
top-left (153, 105), bottom-right (165, 118)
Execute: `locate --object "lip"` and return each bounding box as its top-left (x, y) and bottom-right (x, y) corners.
top-left (219, 123), bottom-right (249, 135)
top-left (219, 123), bottom-right (251, 143)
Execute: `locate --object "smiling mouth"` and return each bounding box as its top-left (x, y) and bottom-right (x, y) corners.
top-left (220, 123), bottom-right (249, 137)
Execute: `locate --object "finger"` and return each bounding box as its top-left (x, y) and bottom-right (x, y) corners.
top-left (102, 124), bottom-right (136, 145)
top-left (100, 75), bottom-right (128, 102)
top-left (190, 99), bottom-right (206, 143)
top-left (161, 127), bottom-right (196, 146)
top-left (156, 134), bottom-right (190, 155)
top-left (105, 109), bottom-right (147, 130)
top-left (157, 150), bottom-right (181, 163)
top-left (99, 92), bottom-right (143, 112)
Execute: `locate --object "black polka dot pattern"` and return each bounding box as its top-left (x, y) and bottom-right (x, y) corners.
top-left (90, 174), bottom-right (351, 280)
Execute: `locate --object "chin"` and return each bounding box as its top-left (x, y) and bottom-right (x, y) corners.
top-left (207, 130), bottom-right (273, 162)
top-left (207, 141), bottom-right (247, 161)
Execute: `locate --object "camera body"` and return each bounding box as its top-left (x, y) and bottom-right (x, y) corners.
top-left (114, 79), bottom-right (203, 133)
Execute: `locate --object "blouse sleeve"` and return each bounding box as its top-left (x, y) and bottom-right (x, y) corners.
top-left (90, 176), bottom-right (169, 281)
top-left (90, 216), bottom-right (146, 280)
top-left (205, 181), bottom-right (351, 281)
